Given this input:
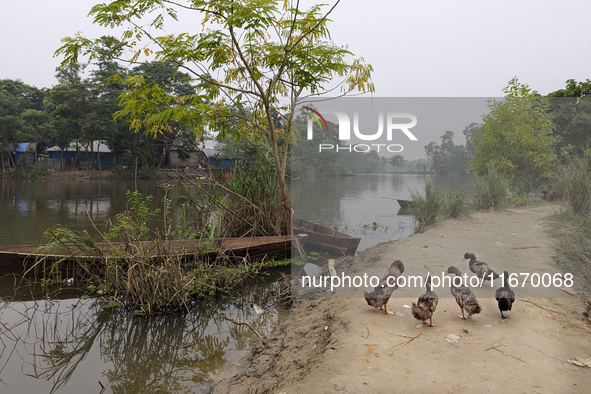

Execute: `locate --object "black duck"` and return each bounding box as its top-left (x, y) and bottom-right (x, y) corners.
top-left (411, 274), bottom-right (438, 327)
top-left (495, 271), bottom-right (515, 319)
top-left (364, 260), bottom-right (405, 315)
top-left (463, 252), bottom-right (499, 287)
top-left (445, 266), bottom-right (482, 319)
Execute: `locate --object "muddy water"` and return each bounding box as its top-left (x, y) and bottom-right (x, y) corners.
top-left (0, 175), bottom-right (470, 392)
top-left (0, 179), bottom-right (288, 393)
top-left (291, 173), bottom-right (471, 251)
top-left (0, 273), bottom-right (286, 393)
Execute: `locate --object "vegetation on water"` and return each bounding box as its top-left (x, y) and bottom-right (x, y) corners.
top-left (28, 190), bottom-right (289, 315)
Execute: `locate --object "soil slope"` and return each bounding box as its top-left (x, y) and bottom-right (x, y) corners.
top-left (215, 204), bottom-right (591, 393)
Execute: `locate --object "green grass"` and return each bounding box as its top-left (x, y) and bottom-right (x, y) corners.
top-left (547, 211), bottom-right (591, 296)
top-left (409, 180), bottom-right (445, 232)
top-left (472, 166), bottom-right (508, 211)
top-left (550, 154), bottom-right (591, 215)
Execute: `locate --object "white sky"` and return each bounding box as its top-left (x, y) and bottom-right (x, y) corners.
top-left (2, 0), bottom-right (590, 96)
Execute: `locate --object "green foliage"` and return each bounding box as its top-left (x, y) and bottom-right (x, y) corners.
top-left (15, 158), bottom-right (48, 179)
top-left (547, 80), bottom-right (591, 155)
top-left (390, 155), bottom-right (405, 171)
top-left (308, 252), bottom-right (321, 261)
top-left (409, 180), bottom-right (446, 232)
top-left (182, 156), bottom-right (285, 237)
top-left (290, 118), bottom-right (351, 177)
top-left (56, 0), bottom-right (375, 226)
top-left (424, 130), bottom-right (469, 175)
top-left (443, 186), bottom-right (470, 219)
top-left (470, 78), bottom-right (556, 194)
top-left (550, 154), bottom-right (591, 215)
top-left (28, 189), bottom-right (274, 315)
top-left (338, 150), bottom-right (382, 174)
top-left (548, 211), bottom-right (591, 294)
top-left (106, 190), bottom-right (159, 241)
top-left (471, 165), bottom-right (508, 211)
top-left (0, 79), bottom-right (45, 172)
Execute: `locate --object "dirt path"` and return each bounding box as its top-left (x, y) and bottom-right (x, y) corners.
top-left (215, 204), bottom-right (591, 393)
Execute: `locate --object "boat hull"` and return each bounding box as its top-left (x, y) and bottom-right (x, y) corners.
top-left (0, 235), bottom-right (304, 276)
top-left (292, 218), bottom-right (360, 256)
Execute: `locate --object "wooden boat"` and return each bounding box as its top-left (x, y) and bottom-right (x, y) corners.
top-left (396, 199), bottom-right (413, 210)
top-left (0, 235), bottom-right (306, 276)
top-left (292, 217), bottom-right (360, 256)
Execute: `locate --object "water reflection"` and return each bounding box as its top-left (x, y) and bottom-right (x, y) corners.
top-left (0, 274), bottom-right (285, 393)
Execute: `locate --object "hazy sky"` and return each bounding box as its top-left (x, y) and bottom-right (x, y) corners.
top-left (2, 0), bottom-right (590, 96)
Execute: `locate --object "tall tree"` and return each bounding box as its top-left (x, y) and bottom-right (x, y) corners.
top-left (56, 0), bottom-right (374, 233)
top-left (547, 79), bottom-right (591, 155)
top-left (470, 78), bottom-right (556, 194)
top-left (0, 79), bottom-right (42, 171)
top-left (390, 154), bottom-right (405, 172)
top-left (424, 130), bottom-right (469, 175)
top-left (44, 64), bottom-right (92, 168)
top-left (21, 108), bottom-right (52, 162)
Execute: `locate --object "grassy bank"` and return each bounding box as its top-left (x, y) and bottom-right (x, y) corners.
top-left (548, 211), bottom-right (591, 295)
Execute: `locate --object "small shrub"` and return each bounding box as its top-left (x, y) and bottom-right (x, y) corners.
top-left (550, 154), bottom-right (591, 215)
top-left (409, 180), bottom-right (445, 232)
top-left (472, 166), bottom-right (508, 211)
top-left (443, 186), bottom-right (470, 219)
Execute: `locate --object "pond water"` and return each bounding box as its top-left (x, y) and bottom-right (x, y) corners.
top-left (291, 173), bottom-right (471, 251)
top-left (0, 174), bottom-right (470, 392)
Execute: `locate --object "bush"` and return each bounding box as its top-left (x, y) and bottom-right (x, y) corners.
top-left (409, 180), bottom-right (445, 232)
top-left (16, 159), bottom-right (48, 179)
top-left (472, 166), bottom-right (508, 211)
top-left (443, 186), bottom-right (470, 219)
top-left (550, 154), bottom-right (591, 215)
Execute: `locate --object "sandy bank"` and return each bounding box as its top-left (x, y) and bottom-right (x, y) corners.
top-left (214, 204), bottom-right (591, 393)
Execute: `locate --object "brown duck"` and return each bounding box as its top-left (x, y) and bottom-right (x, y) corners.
top-left (463, 252), bottom-right (499, 287)
top-left (411, 274), bottom-right (438, 327)
top-left (364, 260), bottom-right (405, 315)
top-left (445, 266), bottom-right (482, 319)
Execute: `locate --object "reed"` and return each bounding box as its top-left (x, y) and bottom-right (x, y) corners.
top-left (409, 180), bottom-right (445, 232)
top-left (443, 186), bottom-right (471, 219)
top-left (472, 166), bottom-right (508, 211)
top-left (550, 154), bottom-right (591, 215)
top-left (27, 191), bottom-right (268, 315)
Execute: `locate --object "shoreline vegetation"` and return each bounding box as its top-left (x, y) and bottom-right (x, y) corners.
top-left (18, 161), bottom-right (293, 316)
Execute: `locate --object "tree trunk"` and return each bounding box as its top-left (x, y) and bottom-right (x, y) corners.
top-left (266, 109), bottom-right (291, 236)
top-left (112, 149), bottom-right (117, 173)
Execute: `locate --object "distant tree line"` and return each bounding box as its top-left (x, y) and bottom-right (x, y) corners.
top-left (423, 78), bottom-right (591, 193)
top-left (0, 38), bottom-right (197, 175)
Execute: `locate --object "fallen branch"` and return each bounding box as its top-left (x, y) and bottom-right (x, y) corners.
top-left (220, 311), bottom-right (267, 345)
top-left (389, 333), bottom-right (421, 354)
top-left (485, 342), bottom-right (526, 363)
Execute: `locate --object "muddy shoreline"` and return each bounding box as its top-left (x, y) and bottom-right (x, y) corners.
top-left (214, 204), bottom-right (591, 393)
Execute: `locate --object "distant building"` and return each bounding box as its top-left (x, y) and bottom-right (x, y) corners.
top-left (168, 140), bottom-right (237, 169)
top-left (46, 141), bottom-right (119, 168)
top-left (1, 143), bottom-right (36, 167)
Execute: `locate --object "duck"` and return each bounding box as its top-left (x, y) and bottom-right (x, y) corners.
top-left (463, 252), bottom-right (499, 287)
top-left (445, 266), bottom-right (482, 319)
top-left (495, 271), bottom-right (515, 319)
top-left (411, 274), bottom-right (438, 327)
top-left (364, 260), bottom-right (405, 315)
